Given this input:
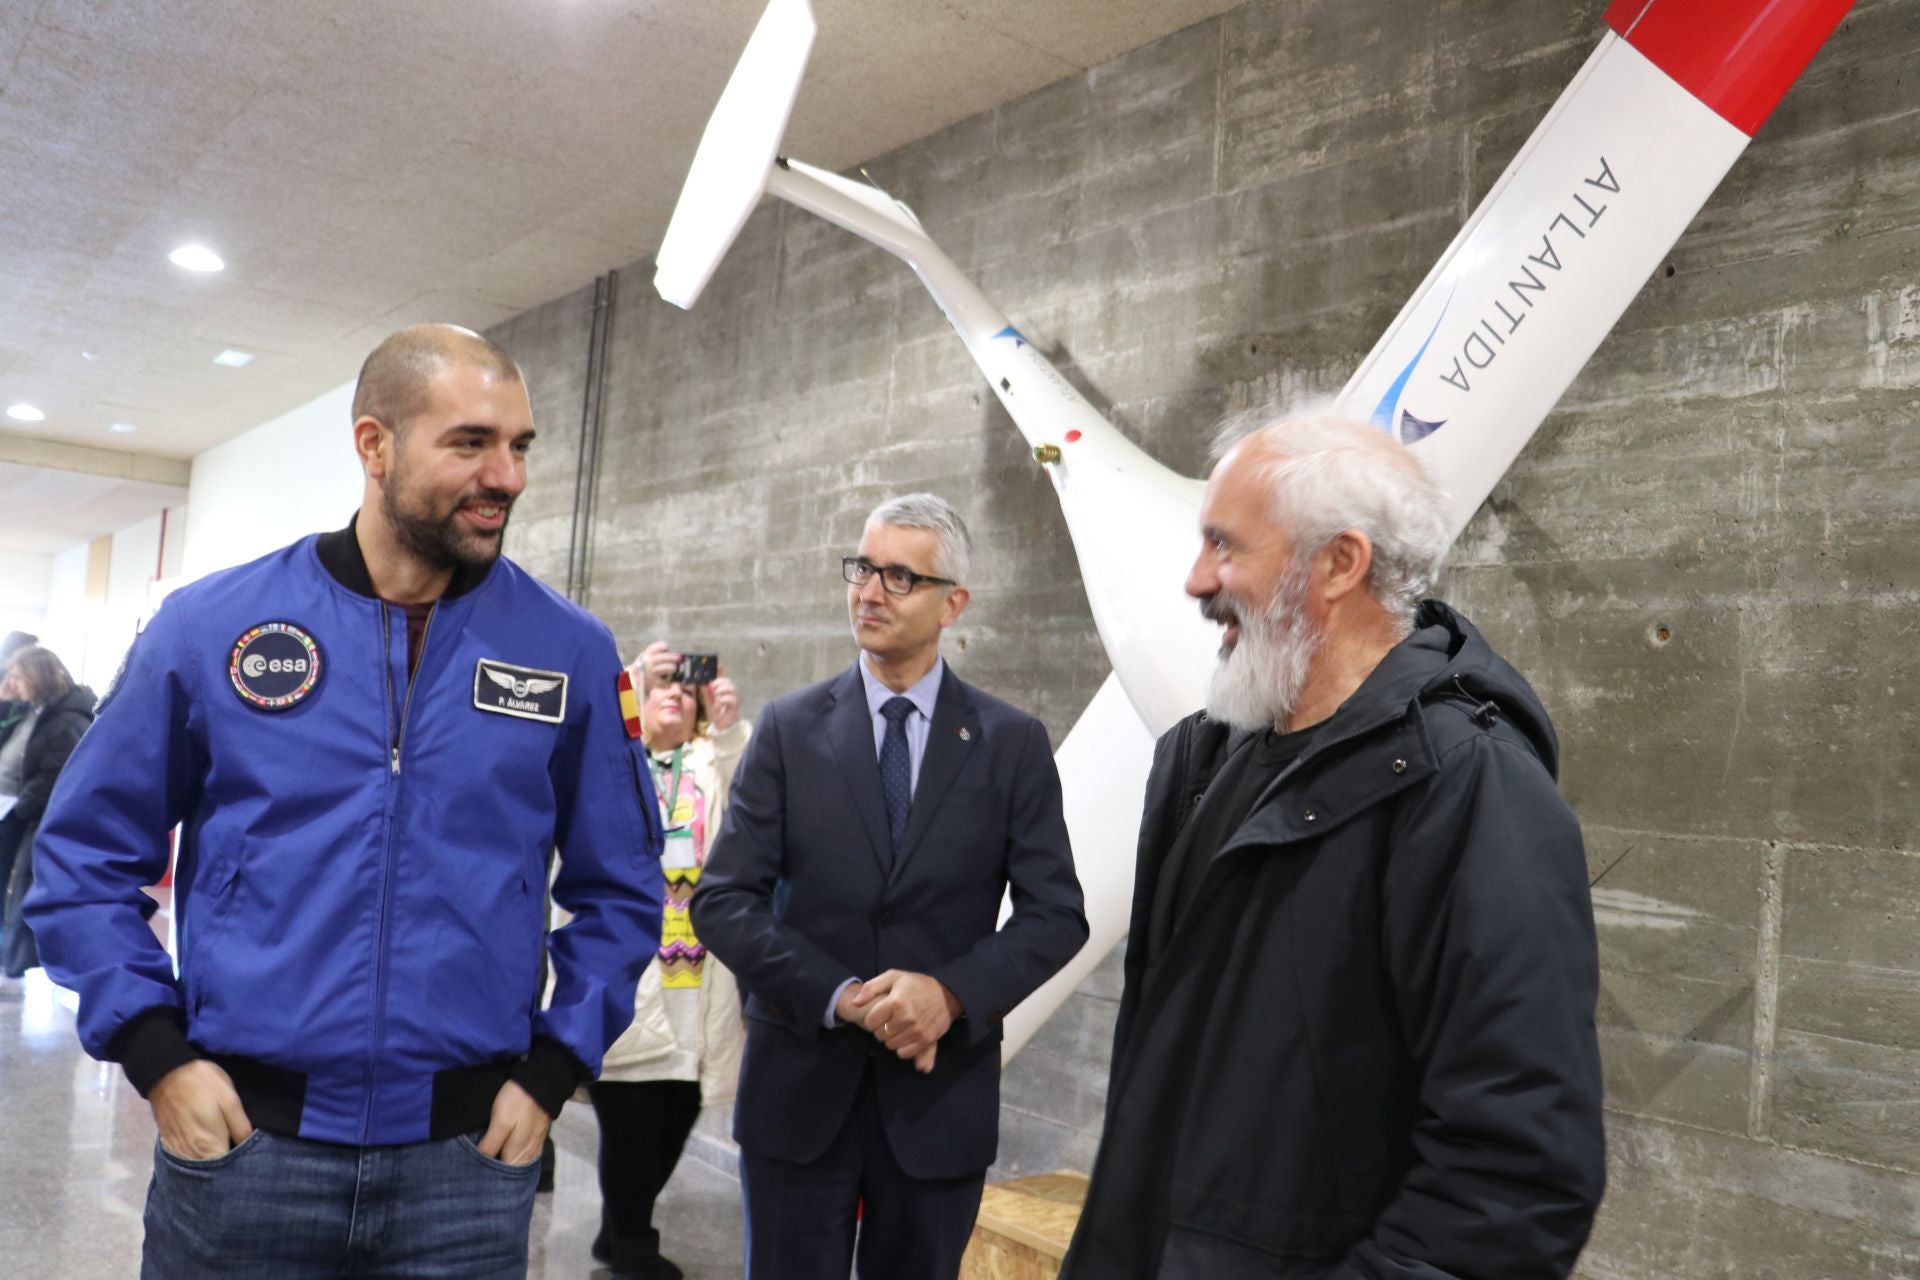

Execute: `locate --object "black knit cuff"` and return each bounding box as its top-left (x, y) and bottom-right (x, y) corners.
top-left (508, 1037), bottom-right (588, 1120)
top-left (106, 1006), bottom-right (203, 1098)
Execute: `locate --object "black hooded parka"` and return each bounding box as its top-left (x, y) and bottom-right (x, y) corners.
top-left (1063, 602), bottom-right (1606, 1280)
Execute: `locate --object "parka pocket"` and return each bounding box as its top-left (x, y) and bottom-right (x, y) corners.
top-left (1156, 1221), bottom-right (1342, 1279)
top-left (1162, 1180), bottom-right (1361, 1274)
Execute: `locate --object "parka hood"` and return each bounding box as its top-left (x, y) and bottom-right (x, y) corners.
top-left (1396, 600), bottom-right (1559, 777)
top-left (1218, 600), bottom-right (1561, 853)
top-left (42, 684), bottom-right (98, 723)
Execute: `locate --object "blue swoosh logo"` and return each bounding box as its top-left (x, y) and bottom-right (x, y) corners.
top-left (1369, 291), bottom-right (1454, 436)
top-left (993, 325), bottom-right (1027, 350)
top-left (1399, 409), bottom-right (1447, 444)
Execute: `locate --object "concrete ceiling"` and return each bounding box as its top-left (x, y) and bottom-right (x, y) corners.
top-left (0, 0), bottom-right (1242, 481)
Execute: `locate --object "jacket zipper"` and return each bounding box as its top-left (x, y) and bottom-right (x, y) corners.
top-left (390, 606), bottom-right (435, 774)
top-left (365, 599), bottom-right (437, 1138)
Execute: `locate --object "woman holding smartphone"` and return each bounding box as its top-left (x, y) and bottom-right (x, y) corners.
top-left (591, 641), bottom-right (750, 1280)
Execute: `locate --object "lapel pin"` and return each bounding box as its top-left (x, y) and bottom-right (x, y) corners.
top-left (958, 727), bottom-right (971, 741)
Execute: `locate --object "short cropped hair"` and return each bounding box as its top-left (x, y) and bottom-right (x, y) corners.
top-left (351, 324), bottom-right (523, 433)
top-left (865, 493), bottom-right (973, 587)
top-left (1214, 410), bottom-right (1453, 627)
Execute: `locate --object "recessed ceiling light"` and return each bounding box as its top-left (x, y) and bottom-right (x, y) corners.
top-left (80, 350), bottom-right (100, 362)
top-left (110, 422), bottom-right (140, 435)
top-left (212, 348), bottom-right (255, 368)
top-left (6, 403), bottom-right (46, 422)
top-left (170, 244), bottom-right (226, 273)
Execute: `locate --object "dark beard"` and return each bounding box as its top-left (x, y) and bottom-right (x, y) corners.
top-left (381, 470), bottom-right (512, 572)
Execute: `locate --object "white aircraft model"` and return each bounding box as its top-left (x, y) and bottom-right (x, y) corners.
top-left (653, 0), bottom-right (1856, 1056)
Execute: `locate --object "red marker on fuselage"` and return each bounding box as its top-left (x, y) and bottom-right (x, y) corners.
top-left (1605, 0), bottom-right (1856, 136)
top-left (1337, 0), bottom-right (1858, 531)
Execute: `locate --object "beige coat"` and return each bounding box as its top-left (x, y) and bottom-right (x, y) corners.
top-left (597, 719), bottom-right (749, 1104)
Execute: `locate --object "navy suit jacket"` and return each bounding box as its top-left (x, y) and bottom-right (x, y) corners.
top-left (691, 660), bottom-right (1087, 1179)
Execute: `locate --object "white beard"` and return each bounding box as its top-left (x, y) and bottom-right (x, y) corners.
top-left (1204, 569), bottom-right (1322, 733)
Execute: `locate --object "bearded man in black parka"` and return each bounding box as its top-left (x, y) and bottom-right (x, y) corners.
top-left (1063, 415), bottom-right (1606, 1280)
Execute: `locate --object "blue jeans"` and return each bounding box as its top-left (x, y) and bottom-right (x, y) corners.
top-left (141, 1128), bottom-right (540, 1279)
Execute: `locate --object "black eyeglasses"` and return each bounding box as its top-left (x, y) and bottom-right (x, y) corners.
top-left (842, 557), bottom-right (955, 597)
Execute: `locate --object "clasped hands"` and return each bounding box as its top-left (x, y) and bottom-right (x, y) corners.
top-left (835, 970), bottom-right (962, 1074)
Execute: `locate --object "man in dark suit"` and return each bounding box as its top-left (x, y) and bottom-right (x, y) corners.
top-left (692, 492), bottom-right (1088, 1280)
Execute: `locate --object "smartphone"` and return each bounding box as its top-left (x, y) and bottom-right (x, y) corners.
top-left (672, 652), bottom-right (719, 686)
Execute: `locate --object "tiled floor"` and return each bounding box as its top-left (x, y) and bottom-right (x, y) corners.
top-left (0, 970), bottom-right (747, 1279)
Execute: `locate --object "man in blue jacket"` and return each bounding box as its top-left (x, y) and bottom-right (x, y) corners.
top-left (26, 324), bottom-right (664, 1279)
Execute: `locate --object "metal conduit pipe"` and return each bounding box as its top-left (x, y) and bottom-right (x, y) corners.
top-left (564, 269), bottom-right (619, 604)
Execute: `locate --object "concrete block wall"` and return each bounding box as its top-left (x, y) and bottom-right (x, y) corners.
top-left (497, 0), bottom-right (1920, 1272)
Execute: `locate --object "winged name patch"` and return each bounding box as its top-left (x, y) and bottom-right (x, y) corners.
top-left (473, 658), bottom-right (568, 724)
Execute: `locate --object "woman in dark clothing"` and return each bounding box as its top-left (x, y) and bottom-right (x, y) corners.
top-left (0, 630), bottom-right (35, 769)
top-left (0, 646), bottom-right (96, 977)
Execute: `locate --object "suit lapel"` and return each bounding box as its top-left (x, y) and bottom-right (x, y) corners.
top-left (826, 664), bottom-right (893, 878)
top-left (891, 666), bottom-right (980, 878)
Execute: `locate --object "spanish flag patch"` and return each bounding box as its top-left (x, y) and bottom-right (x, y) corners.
top-left (617, 670), bottom-right (643, 739)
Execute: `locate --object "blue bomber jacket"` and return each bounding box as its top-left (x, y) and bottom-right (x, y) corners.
top-left (25, 521), bottom-right (664, 1146)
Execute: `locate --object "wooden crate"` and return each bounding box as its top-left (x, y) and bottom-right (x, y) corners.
top-left (960, 1171), bottom-right (1090, 1280)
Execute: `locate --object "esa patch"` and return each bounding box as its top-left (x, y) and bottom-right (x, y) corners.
top-left (474, 658), bottom-right (568, 724)
top-left (229, 622), bottom-right (323, 711)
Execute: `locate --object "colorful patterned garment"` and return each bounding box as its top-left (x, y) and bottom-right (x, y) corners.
top-left (653, 746), bottom-right (708, 989)
top-left (595, 717), bottom-right (750, 1090)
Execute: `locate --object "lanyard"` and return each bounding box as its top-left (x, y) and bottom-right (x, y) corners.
top-left (656, 746), bottom-right (689, 835)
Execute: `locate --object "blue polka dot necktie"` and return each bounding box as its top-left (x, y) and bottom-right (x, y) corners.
top-left (879, 696), bottom-right (916, 860)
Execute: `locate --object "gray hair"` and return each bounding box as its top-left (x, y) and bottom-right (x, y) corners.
top-left (1214, 411), bottom-right (1452, 629)
top-left (865, 492), bottom-right (973, 587)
